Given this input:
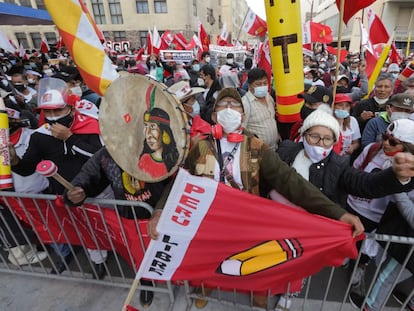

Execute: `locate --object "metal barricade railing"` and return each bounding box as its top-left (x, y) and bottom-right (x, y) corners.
top-left (0, 192), bottom-right (175, 310)
top-left (1, 191), bottom-right (413, 311)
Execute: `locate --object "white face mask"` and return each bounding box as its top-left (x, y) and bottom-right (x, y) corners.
top-left (190, 101), bottom-right (200, 117)
top-left (28, 78), bottom-right (35, 84)
top-left (217, 108), bottom-right (242, 133)
top-left (389, 111), bottom-right (410, 123)
top-left (254, 86), bottom-right (268, 98)
top-left (197, 77), bottom-right (205, 87)
top-left (70, 86), bottom-right (83, 97)
top-left (374, 96), bottom-right (389, 105)
top-left (205, 56), bottom-right (211, 63)
top-left (391, 73), bottom-right (399, 79)
top-left (303, 138), bottom-right (332, 163)
top-left (227, 58), bottom-right (234, 64)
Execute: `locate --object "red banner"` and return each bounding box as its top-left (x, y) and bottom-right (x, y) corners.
top-left (2, 196), bottom-right (149, 270)
top-left (138, 169), bottom-right (362, 295)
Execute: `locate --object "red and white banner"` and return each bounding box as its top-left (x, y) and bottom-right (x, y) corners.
top-left (2, 196), bottom-right (149, 270)
top-left (137, 169), bottom-right (361, 294)
top-left (241, 8), bottom-right (267, 37)
top-left (172, 33), bottom-right (188, 50)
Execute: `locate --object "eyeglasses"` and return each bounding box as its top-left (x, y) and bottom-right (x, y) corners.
top-left (305, 133), bottom-right (335, 147)
top-left (382, 132), bottom-right (402, 146)
top-left (216, 100), bottom-right (242, 108)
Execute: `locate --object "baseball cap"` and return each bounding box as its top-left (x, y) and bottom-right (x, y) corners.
top-left (298, 85), bottom-right (333, 105)
top-left (387, 93), bottom-right (414, 110)
top-left (386, 119), bottom-right (414, 145)
top-left (37, 89), bottom-right (66, 110)
top-left (337, 74), bottom-right (349, 82)
top-left (334, 93), bottom-right (352, 104)
top-left (167, 81), bottom-right (205, 102)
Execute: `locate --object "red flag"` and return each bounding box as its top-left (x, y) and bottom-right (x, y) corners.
top-left (55, 37), bottom-right (64, 49)
top-left (336, 0), bottom-right (376, 25)
top-left (40, 39), bottom-right (50, 53)
top-left (135, 47), bottom-right (145, 61)
top-left (217, 22), bottom-right (229, 46)
top-left (257, 39), bottom-right (272, 88)
top-left (241, 8), bottom-right (267, 37)
top-left (172, 33), bottom-right (188, 50)
top-left (198, 21), bottom-right (210, 52)
top-left (160, 30), bottom-right (173, 50)
top-left (303, 21), bottom-right (332, 44)
top-left (146, 29), bottom-right (153, 55)
top-left (326, 45), bottom-right (348, 63)
top-left (137, 169), bottom-right (361, 294)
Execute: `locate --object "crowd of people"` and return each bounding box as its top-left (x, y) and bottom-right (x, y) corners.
top-left (0, 45), bottom-right (414, 311)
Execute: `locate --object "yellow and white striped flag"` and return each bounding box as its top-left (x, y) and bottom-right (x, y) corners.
top-left (44, 0), bottom-right (118, 96)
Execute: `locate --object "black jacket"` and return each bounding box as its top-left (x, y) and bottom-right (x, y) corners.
top-left (277, 140), bottom-right (413, 207)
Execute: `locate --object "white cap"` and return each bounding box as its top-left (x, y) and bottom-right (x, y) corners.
top-left (167, 81), bottom-right (204, 102)
top-left (386, 119), bottom-right (414, 145)
top-left (37, 89), bottom-right (66, 110)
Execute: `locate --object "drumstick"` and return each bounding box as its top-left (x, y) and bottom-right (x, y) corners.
top-left (36, 160), bottom-right (75, 191)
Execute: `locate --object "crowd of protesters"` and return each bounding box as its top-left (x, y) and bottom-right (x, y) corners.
top-left (0, 44), bottom-right (414, 311)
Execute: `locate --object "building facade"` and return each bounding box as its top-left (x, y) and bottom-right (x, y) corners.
top-left (0, 0), bottom-right (250, 51)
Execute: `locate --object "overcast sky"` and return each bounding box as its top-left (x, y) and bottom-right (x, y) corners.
top-left (245, 0), bottom-right (266, 19)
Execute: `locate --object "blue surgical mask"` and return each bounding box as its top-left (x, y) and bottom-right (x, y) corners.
top-left (190, 101), bottom-right (200, 117)
top-left (192, 64), bottom-right (200, 72)
top-left (334, 109), bottom-right (349, 119)
top-left (304, 78), bottom-right (313, 85)
top-left (253, 86), bottom-right (268, 98)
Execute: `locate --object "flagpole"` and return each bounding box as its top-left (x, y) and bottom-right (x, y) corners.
top-left (332, 0), bottom-right (345, 107)
top-left (359, 11), bottom-right (365, 61)
top-left (235, 8), bottom-right (249, 44)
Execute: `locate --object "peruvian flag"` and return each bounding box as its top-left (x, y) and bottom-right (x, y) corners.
top-left (241, 8), bottom-right (267, 37)
top-left (336, 0), bottom-right (376, 25)
top-left (55, 37), bottom-right (64, 49)
top-left (146, 28), bottom-right (153, 55)
top-left (172, 33), bottom-right (188, 50)
top-left (40, 39), bottom-right (50, 53)
top-left (217, 22), bottom-right (229, 46)
top-left (188, 34), bottom-right (203, 59)
top-left (303, 21), bottom-right (332, 44)
top-left (326, 46), bottom-right (348, 63)
top-left (135, 47), bottom-right (145, 61)
top-left (152, 26), bottom-right (162, 54)
top-left (198, 21), bottom-right (210, 52)
top-left (367, 9), bottom-right (402, 65)
top-left (137, 169), bottom-right (361, 294)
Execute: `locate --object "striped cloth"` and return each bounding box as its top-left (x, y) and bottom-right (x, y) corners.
top-left (44, 0), bottom-right (118, 96)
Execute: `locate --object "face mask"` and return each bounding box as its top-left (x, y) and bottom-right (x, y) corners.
top-left (27, 78), bottom-right (35, 84)
top-left (190, 101), bottom-right (200, 117)
top-left (254, 86), bottom-right (268, 98)
top-left (13, 84), bottom-right (26, 92)
top-left (303, 138), bottom-right (332, 163)
top-left (374, 96), bottom-right (389, 105)
top-left (30, 62), bottom-right (36, 69)
top-left (389, 111), bottom-right (410, 123)
top-left (227, 58), bottom-right (234, 64)
top-left (391, 73), bottom-right (399, 79)
top-left (197, 77), bottom-right (205, 87)
top-left (350, 70), bottom-right (359, 75)
top-left (192, 64), bottom-right (200, 72)
top-left (336, 86), bottom-right (348, 93)
top-left (70, 86), bottom-right (83, 97)
top-left (217, 108), bottom-right (242, 133)
top-left (300, 105), bottom-right (315, 120)
top-left (334, 109), bottom-right (349, 119)
top-left (205, 56), bottom-right (211, 63)
top-left (304, 78), bottom-right (313, 85)
top-left (45, 110), bottom-right (73, 128)
top-left (44, 69), bottom-right (53, 76)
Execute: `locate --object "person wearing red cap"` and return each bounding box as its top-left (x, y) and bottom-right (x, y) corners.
top-left (333, 93), bottom-right (361, 157)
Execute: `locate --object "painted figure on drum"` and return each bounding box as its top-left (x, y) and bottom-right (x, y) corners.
top-left (138, 108), bottom-right (179, 178)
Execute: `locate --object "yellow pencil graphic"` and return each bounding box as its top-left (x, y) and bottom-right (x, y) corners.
top-left (217, 239), bottom-right (303, 276)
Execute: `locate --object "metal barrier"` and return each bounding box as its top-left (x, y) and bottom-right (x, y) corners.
top-left (0, 191), bottom-right (413, 311)
top-left (0, 192), bottom-right (175, 311)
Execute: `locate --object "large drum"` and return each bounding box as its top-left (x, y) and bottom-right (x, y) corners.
top-left (99, 74), bottom-right (190, 182)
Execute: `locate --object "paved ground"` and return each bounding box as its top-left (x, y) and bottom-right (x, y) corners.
top-left (0, 271), bottom-right (405, 311)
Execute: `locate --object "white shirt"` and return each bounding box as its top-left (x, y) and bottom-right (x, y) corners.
top-left (213, 138), bottom-right (243, 189)
top-left (339, 116), bottom-right (361, 156)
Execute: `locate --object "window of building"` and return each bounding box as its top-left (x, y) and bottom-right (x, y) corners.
top-left (91, 0), bottom-right (106, 24)
top-left (30, 32), bottom-right (42, 49)
top-left (35, 0), bottom-right (46, 9)
top-left (15, 32), bottom-right (29, 48)
top-left (154, 0), bottom-right (167, 14)
top-left (109, 0), bottom-right (124, 24)
top-left (136, 0), bottom-right (149, 14)
top-left (113, 31), bottom-right (126, 42)
top-left (103, 31), bottom-right (112, 41)
top-left (192, 0), bottom-right (197, 16)
top-left (19, 0), bottom-right (32, 7)
top-left (139, 31), bottom-right (147, 48)
top-left (45, 32), bottom-right (57, 44)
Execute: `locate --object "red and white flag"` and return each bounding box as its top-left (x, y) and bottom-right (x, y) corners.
top-left (146, 28), bottom-right (153, 55)
top-left (152, 25), bottom-right (162, 53)
top-left (336, 0), bottom-right (376, 25)
top-left (241, 8), bottom-right (267, 37)
top-left (257, 38), bottom-right (272, 88)
top-left (44, 0), bottom-right (118, 96)
top-left (40, 39), bottom-right (50, 53)
top-left (137, 169), bottom-right (360, 294)
top-left (217, 22), bottom-right (229, 46)
top-left (198, 21), bottom-right (210, 52)
top-left (55, 36), bottom-right (64, 50)
top-left (18, 43), bottom-right (26, 59)
top-left (160, 30), bottom-right (173, 50)
top-left (173, 33), bottom-right (188, 50)
top-left (303, 21), bottom-right (332, 45)
top-left (0, 31), bottom-right (15, 53)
